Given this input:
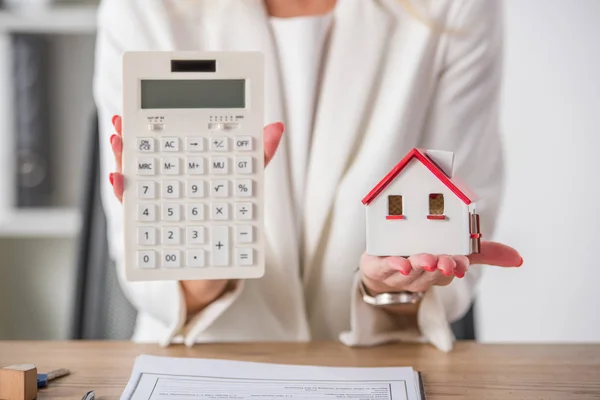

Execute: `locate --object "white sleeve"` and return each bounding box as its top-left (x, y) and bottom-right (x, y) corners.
top-left (93, 0), bottom-right (245, 345)
top-left (340, 0), bottom-right (504, 352)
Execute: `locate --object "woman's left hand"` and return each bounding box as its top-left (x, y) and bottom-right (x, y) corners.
top-left (360, 241), bottom-right (522, 295)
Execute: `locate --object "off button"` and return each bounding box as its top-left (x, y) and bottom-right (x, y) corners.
top-left (235, 136), bottom-right (253, 151)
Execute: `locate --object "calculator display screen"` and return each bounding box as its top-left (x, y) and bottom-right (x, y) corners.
top-left (141, 79), bottom-right (245, 109)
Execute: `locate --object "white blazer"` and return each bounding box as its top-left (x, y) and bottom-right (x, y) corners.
top-left (94, 0), bottom-right (504, 352)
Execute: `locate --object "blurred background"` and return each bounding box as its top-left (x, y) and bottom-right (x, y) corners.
top-left (0, 0), bottom-right (598, 343)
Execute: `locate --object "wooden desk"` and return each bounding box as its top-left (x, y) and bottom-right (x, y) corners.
top-left (0, 341), bottom-right (599, 399)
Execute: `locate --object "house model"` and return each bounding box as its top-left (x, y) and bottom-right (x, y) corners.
top-left (362, 148), bottom-right (481, 257)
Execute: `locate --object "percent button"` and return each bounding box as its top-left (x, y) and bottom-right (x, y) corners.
top-left (235, 179), bottom-right (253, 197)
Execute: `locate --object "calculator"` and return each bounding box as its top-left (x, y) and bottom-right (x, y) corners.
top-left (122, 51), bottom-right (265, 281)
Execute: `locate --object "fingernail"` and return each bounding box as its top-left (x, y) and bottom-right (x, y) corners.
top-left (441, 270), bottom-right (453, 277)
top-left (517, 257), bottom-right (524, 267)
top-left (399, 269), bottom-right (410, 276)
top-left (109, 173), bottom-right (114, 186)
top-left (277, 122), bottom-right (285, 132)
top-left (110, 134), bottom-right (117, 146)
top-left (455, 271), bottom-right (465, 278)
top-left (423, 266), bottom-right (437, 272)
top-left (112, 115), bottom-right (119, 125)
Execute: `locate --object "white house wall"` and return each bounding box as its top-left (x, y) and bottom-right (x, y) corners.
top-left (366, 159), bottom-right (471, 256)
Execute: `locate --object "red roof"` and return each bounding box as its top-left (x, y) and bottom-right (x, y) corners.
top-left (361, 148), bottom-right (477, 206)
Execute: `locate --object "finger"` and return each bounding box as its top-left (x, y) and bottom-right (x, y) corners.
top-left (264, 122), bottom-right (284, 166)
top-left (112, 115), bottom-right (122, 136)
top-left (361, 253), bottom-right (408, 282)
top-left (111, 172), bottom-right (124, 203)
top-left (386, 256), bottom-right (413, 277)
top-left (452, 255), bottom-right (469, 279)
top-left (437, 255), bottom-right (456, 277)
top-left (410, 269), bottom-right (454, 291)
top-left (469, 241), bottom-right (522, 267)
top-left (407, 253), bottom-right (438, 273)
top-left (110, 133), bottom-right (123, 173)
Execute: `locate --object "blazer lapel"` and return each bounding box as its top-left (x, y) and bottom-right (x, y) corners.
top-left (302, 0), bottom-right (393, 276)
top-left (207, 0), bottom-right (301, 278)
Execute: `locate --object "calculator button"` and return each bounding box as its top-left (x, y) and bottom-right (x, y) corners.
top-left (137, 138), bottom-right (155, 152)
top-left (161, 157), bottom-right (180, 175)
top-left (137, 250), bottom-right (157, 269)
top-left (210, 180), bottom-right (229, 198)
top-left (224, 122), bottom-right (240, 130)
top-left (161, 137), bottom-right (179, 152)
top-left (185, 138), bottom-right (204, 152)
top-left (235, 248), bottom-right (254, 266)
top-left (186, 226), bottom-right (205, 244)
top-left (235, 202), bottom-right (253, 220)
top-left (148, 123), bottom-right (164, 131)
top-left (235, 179), bottom-right (253, 197)
top-left (136, 157), bottom-right (156, 175)
top-left (162, 204), bottom-right (181, 221)
top-left (210, 203), bottom-right (229, 220)
top-left (235, 226), bottom-right (254, 243)
top-left (162, 181), bottom-right (180, 199)
top-left (209, 122), bottom-right (224, 131)
top-left (162, 227), bottom-right (181, 245)
top-left (210, 226), bottom-right (229, 266)
top-left (137, 204), bottom-right (156, 222)
top-left (137, 227), bottom-right (157, 245)
top-left (235, 136), bottom-right (253, 151)
top-left (235, 156), bottom-right (253, 174)
top-left (161, 250), bottom-right (181, 268)
top-left (210, 157), bottom-right (229, 174)
top-left (186, 157), bottom-right (205, 175)
top-left (186, 203), bottom-right (205, 221)
top-left (210, 137), bottom-right (229, 152)
top-left (186, 180), bottom-right (205, 198)
top-left (187, 250), bottom-right (206, 268)
top-left (138, 181), bottom-right (156, 199)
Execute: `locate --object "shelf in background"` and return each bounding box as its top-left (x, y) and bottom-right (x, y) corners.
top-left (0, 208), bottom-right (82, 237)
top-left (0, 5), bottom-right (97, 34)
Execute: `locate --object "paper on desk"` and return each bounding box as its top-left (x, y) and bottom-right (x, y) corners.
top-left (121, 355), bottom-right (424, 400)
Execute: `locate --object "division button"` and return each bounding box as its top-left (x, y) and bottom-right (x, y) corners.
top-left (235, 202), bottom-right (253, 220)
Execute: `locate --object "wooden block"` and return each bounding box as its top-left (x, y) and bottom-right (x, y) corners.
top-left (0, 365), bottom-right (37, 400)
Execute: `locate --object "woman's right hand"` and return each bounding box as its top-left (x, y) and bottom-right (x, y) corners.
top-left (108, 115), bottom-right (284, 316)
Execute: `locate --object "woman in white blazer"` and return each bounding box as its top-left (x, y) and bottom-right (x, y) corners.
top-left (94, 0), bottom-right (522, 352)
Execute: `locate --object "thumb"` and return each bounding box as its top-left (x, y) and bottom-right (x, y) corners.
top-left (468, 241), bottom-right (523, 267)
top-left (264, 122), bottom-right (284, 166)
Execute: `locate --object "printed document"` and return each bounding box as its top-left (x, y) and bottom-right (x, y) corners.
top-left (121, 355), bottom-right (424, 400)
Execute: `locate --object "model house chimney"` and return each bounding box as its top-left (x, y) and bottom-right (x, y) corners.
top-left (425, 150), bottom-right (454, 177)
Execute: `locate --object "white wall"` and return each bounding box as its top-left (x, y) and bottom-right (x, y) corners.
top-left (476, 0), bottom-right (600, 342)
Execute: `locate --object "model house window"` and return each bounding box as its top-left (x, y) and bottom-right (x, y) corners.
top-left (387, 195), bottom-right (404, 219)
top-left (429, 194), bottom-right (444, 215)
